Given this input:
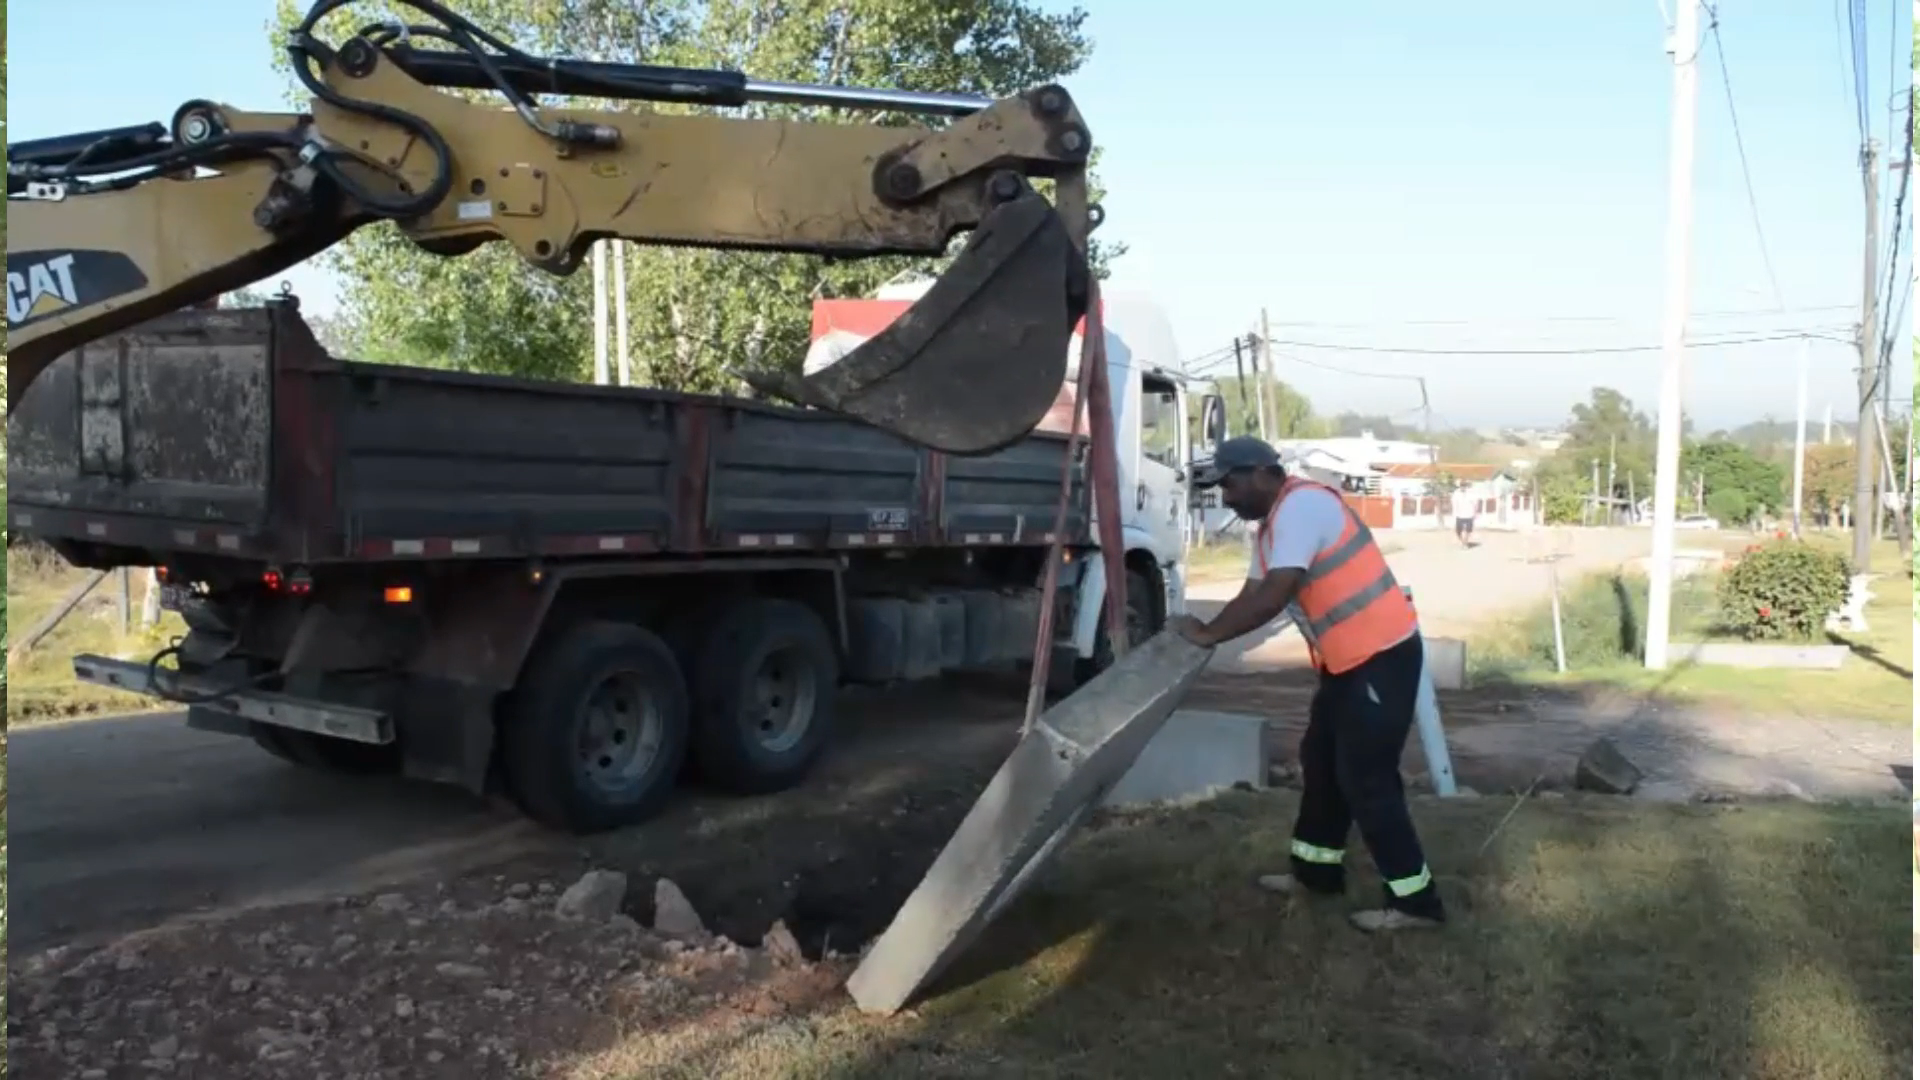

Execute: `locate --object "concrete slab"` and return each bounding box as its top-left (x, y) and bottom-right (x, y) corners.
top-left (1423, 637), bottom-right (1467, 690)
top-left (1673, 642), bottom-right (1850, 670)
top-left (1102, 708), bottom-right (1266, 808)
top-left (845, 631), bottom-right (1213, 1014)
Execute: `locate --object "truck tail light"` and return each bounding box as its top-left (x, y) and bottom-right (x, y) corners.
top-left (384, 585), bottom-right (415, 605)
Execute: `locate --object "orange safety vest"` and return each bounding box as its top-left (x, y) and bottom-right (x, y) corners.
top-left (1254, 476), bottom-right (1418, 674)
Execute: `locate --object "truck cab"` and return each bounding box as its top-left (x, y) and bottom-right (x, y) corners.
top-left (807, 283), bottom-right (1194, 667)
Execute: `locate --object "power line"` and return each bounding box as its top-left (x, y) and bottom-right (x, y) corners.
top-left (1261, 328), bottom-right (1854, 356)
top-left (1702, 5), bottom-right (1785, 307)
top-left (1261, 303), bottom-right (1855, 329)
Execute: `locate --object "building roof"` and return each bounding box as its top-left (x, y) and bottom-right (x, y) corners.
top-left (1378, 463), bottom-right (1506, 481)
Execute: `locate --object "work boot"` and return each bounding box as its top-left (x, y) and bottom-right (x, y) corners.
top-left (1347, 907), bottom-right (1445, 933)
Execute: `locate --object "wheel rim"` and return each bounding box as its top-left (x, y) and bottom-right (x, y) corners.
top-left (748, 645), bottom-right (817, 755)
top-left (577, 671), bottom-right (666, 793)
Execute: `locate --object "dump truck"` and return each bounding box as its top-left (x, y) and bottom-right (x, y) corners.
top-left (6, 291), bottom-right (1204, 833)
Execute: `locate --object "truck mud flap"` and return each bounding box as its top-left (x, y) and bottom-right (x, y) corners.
top-left (747, 191), bottom-right (1080, 456)
top-left (845, 630), bottom-right (1212, 1013)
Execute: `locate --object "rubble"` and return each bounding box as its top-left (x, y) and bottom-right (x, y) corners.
top-left (1574, 736), bottom-right (1644, 795)
top-left (555, 869), bottom-right (628, 921)
top-left (7, 876), bottom-right (834, 1080)
top-left (652, 878), bottom-right (709, 939)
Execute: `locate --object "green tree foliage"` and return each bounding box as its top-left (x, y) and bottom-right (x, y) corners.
top-left (268, 0), bottom-right (1114, 388)
top-left (1680, 437), bottom-right (1784, 525)
top-left (1202, 374), bottom-right (1325, 440)
top-left (1545, 387), bottom-right (1655, 498)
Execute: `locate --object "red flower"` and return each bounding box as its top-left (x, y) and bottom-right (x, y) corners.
top-left (1758, 605), bottom-right (1772, 617)
top-left (1776, 531), bottom-right (1787, 540)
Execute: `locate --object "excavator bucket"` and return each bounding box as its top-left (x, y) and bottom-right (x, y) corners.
top-left (750, 193), bottom-right (1082, 456)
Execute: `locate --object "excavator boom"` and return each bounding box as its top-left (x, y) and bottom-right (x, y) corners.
top-left (5, 0), bottom-right (1097, 454)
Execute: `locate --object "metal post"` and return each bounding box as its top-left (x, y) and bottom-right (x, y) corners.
top-left (1792, 336), bottom-right (1808, 536)
top-left (613, 241), bottom-right (632, 387)
top-left (1252, 319), bottom-right (1273, 442)
top-left (1850, 139), bottom-right (1880, 573)
top-left (1644, 0), bottom-right (1700, 671)
top-left (591, 240), bottom-right (610, 385)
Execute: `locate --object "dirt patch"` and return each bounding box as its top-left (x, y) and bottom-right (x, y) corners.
top-left (7, 876), bottom-right (853, 1080)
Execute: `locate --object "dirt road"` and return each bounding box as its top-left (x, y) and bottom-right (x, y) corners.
top-left (8, 675), bottom-right (1038, 956)
top-left (1184, 525), bottom-right (1670, 671)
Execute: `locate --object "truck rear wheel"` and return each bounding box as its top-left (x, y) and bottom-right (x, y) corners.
top-left (501, 620), bottom-right (690, 834)
top-left (687, 597), bottom-right (840, 794)
top-left (249, 723), bottom-right (400, 775)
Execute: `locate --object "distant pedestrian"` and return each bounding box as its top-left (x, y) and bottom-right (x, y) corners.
top-left (1452, 487), bottom-right (1477, 547)
top-left (1171, 436), bottom-right (1446, 933)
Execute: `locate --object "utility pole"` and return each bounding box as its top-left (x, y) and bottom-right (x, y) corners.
top-left (1606, 434), bottom-right (1617, 525)
top-left (1244, 330), bottom-right (1274, 440)
top-left (1824, 402), bottom-right (1833, 443)
top-left (1644, 0), bottom-right (1699, 671)
top-left (1418, 376), bottom-right (1440, 527)
top-left (613, 241), bottom-right (632, 386)
top-left (1791, 336), bottom-right (1808, 536)
top-left (1256, 310), bottom-right (1276, 440)
top-left (1850, 138), bottom-right (1881, 573)
top-left (591, 240), bottom-right (610, 385)
top-left (1590, 458), bottom-right (1601, 525)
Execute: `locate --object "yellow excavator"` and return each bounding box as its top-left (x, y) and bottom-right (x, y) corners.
top-left (5, 0), bottom-right (1098, 456)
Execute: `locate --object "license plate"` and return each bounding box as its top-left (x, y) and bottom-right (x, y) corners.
top-left (159, 582), bottom-right (194, 612)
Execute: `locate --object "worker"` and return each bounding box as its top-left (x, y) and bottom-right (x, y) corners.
top-left (1171, 436), bottom-right (1445, 932)
top-left (1451, 483), bottom-right (1477, 548)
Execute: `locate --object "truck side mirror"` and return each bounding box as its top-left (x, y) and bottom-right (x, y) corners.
top-left (1199, 393), bottom-right (1227, 454)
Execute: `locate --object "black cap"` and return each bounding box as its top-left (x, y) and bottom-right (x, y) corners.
top-left (1192, 435), bottom-right (1282, 488)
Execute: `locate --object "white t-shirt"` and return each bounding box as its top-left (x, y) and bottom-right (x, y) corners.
top-left (1246, 485), bottom-right (1351, 634)
top-left (1454, 490), bottom-right (1478, 521)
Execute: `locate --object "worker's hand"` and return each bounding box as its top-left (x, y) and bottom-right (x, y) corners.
top-left (1169, 614), bottom-right (1215, 648)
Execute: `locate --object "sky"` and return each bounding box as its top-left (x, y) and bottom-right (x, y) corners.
top-left (10, 0), bottom-right (1915, 432)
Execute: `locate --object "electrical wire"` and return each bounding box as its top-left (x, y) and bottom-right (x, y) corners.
top-left (1261, 329), bottom-right (1854, 356)
top-left (1702, 5), bottom-right (1786, 309)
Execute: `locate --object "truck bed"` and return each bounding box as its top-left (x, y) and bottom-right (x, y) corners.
top-left (7, 304), bottom-right (1091, 566)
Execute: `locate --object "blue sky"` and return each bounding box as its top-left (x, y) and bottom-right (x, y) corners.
top-left (11, 0), bottom-right (1914, 430)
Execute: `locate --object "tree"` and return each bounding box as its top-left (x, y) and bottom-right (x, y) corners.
top-left (1198, 374), bottom-right (1324, 441)
top-left (269, 0), bottom-right (1113, 389)
top-left (1679, 438), bottom-right (1784, 525)
top-left (1553, 386), bottom-right (1655, 500)
top-left (1802, 443), bottom-right (1856, 521)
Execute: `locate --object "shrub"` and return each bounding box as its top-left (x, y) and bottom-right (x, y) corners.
top-left (1704, 487), bottom-right (1748, 527)
top-left (1715, 539), bottom-right (1850, 641)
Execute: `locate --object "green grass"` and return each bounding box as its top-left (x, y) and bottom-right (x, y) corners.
top-left (571, 791), bottom-right (1911, 1079)
top-left (1468, 537), bottom-right (1913, 724)
top-left (6, 544), bottom-right (185, 725)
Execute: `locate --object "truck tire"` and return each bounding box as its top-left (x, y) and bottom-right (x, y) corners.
top-left (687, 597), bottom-right (840, 794)
top-left (500, 620), bottom-right (690, 834)
top-left (250, 723), bottom-right (400, 775)
top-left (1074, 565), bottom-right (1161, 685)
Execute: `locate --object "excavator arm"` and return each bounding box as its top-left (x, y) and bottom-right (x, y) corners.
top-left (6, 0), bottom-right (1097, 454)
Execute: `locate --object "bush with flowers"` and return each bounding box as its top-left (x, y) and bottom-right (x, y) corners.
top-left (1714, 538), bottom-right (1850, 641)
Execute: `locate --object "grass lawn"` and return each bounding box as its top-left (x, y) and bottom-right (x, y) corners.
top-left (1470, 535), bottom-right (1912, 724)
top-left (584, 790), bottom-right (1911, 1079)
top-left (6, 545), bottom-right (184, 725)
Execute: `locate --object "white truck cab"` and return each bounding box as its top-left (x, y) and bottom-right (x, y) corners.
top-left (807, 283), bottom-right (1205, 665)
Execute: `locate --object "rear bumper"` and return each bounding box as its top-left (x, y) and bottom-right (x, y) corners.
top-left (71, 654), bottom-right (394, 745)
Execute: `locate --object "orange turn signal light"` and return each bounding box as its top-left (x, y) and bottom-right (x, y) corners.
top-left (384, 585), bottom-right (414, 604)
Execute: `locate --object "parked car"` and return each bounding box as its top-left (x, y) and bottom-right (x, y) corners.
top-left (1675, 513), bottom-right (1721, 530)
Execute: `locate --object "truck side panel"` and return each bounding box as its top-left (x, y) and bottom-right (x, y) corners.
top-left (338, 365), bottom-right (676, 549)
top-left (8, 310), bottom-right (273, 529)
top-left (8, 305), bottom-right (1093, 564)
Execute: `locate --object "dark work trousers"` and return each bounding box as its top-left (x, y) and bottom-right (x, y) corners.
top-left (1287, 632), bottom-right (1445, 920)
